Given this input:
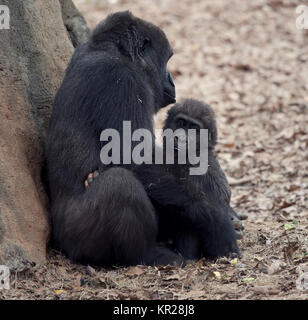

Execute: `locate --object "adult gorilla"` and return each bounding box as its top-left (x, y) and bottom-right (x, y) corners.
top-left (46, 11), bottom-right (238, 267)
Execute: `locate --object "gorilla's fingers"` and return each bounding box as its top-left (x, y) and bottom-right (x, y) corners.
top-left (231, 215), bottom-right (244, 239)
top-left (238, 213), bottom-right (248, 220)
top-left (232, 216), bottom-right (244, 231)
top-left (84, 170), bottom-right (99, 188)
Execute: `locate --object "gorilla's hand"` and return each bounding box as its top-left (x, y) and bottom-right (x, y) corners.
top-left (188, 201), bottom-right (240, 258)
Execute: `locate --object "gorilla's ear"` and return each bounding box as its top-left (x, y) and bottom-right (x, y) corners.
top-left (116, 25), bottom-right (140, 61)
top-left (90, 11), bottom-right (143, 61)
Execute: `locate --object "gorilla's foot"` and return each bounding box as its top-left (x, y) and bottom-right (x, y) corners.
top-left (84, 170), bottom-right (99, 188)
top-left (231, 215), bottom-right (245, 239)
top-left (146, 246), bottom-right (185, 267)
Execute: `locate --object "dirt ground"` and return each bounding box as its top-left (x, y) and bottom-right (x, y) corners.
top-left (2, 0), bottom-right (307, 300)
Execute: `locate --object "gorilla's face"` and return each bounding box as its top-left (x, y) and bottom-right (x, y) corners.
top-left (133, 18), bottom-right (176, 110)
top-left (90, 12), bottom-right (176, 111)
top-left (162, 68), bottom-right (176, 108)
top-left (170, 113), bottom-right (203, 153)
top-left (164, 100), bottom-right (218, 152)
top-left (141, 48), bottom-right (176, 110)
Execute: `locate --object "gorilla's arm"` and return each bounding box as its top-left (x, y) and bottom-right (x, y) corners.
top-left (204, 153), bottom-right (244, 237)
top-left (47, 47), bottom-right (154, 200)
top-left (133, 164), bottom-right (239, 258)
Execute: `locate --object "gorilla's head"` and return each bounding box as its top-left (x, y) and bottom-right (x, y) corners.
top-left (90, 11), bottom-right (176, 110)
top-left (164, 99), bottom-right (218, 150)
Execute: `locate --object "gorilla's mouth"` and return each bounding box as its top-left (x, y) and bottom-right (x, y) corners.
top-left (164, 89), bottom-right (176, 103)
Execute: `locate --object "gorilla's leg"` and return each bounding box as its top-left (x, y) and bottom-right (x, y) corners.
top-left (158, 215), bottom-right (202, 261)
top-left (175, 230), bottom-right (202, 261)
top-left (229, 207), bottom-right (245, 239)
top-left (52, 167), bottom-right (180, 267)
top-left (134, 164), bottom-right (239, 258)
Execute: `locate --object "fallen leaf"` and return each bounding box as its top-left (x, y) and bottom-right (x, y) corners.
top-left (55, 290), bottom-right (66, 295)
top-left (252, 285), bottom-right (280, 295)
top-left (284, 222), bottom-right (295, 230)
top-left (125, 266), bottom-right (146, 276)
top-left (267, 260), bottom-right (285, 275)
top-left (283, 241), bottom-right (300, 263)
top-left (164, 274), bottom-right (182, 281)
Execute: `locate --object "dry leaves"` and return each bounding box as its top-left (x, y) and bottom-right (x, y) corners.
top-left (2, 0), bottom-right (307, 300)
top-left (125, 266), bottom-right (146, 276)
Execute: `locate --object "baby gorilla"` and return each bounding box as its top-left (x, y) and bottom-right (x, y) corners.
top-left (158, 99), bottom-right (244, 260)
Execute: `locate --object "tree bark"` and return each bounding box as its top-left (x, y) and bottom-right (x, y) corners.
top-left (59, 0), bottom-right (91, 48)
top-left (0, 0), bottom-right (89, 270)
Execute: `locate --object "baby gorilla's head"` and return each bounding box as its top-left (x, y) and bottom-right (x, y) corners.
top-left (164, 99), bottom-right (217, 150)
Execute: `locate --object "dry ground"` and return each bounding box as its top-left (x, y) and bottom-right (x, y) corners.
top-left (2, 0), bottom-right (307, 300)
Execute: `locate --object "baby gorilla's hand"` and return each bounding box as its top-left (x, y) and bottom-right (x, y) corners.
top-left (84, 170), bottom-right (99, 188)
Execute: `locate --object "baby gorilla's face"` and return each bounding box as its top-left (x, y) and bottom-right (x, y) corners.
top-left (163, 99), bottom-right (218, 155)
top-left (174, 113), bottom-right (204, 130)
top-left (171, 113), bottom-right (204, 153)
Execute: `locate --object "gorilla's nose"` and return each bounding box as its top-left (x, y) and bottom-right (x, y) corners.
top-left (168, 72), bottom-right (175, 87)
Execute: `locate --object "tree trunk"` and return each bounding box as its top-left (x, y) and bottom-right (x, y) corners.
top-left (59, 0), bottom-right (90, 48)
top-left (0, 0), bottom-right (89, 270)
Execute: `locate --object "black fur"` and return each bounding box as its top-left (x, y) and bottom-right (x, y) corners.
top-left (153, 99), bottom-right (241, 260)
top-left (46, 11), bottom-right (179, 266)
top-left (46, 12), bottom-right (239, 267)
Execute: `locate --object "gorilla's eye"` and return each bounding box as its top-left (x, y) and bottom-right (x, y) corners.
top-left (141, 38), bottom-right (151, 53)
top-left (189, 124), bottom-right (200, 130)
top-left (177, 118), bottom-right (186, 127)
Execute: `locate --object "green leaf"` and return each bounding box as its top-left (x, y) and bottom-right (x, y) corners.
top-left (284, 223), bottom-right (295, 230)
